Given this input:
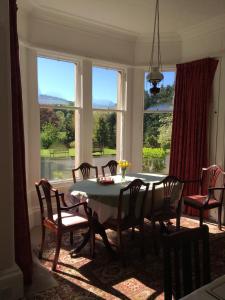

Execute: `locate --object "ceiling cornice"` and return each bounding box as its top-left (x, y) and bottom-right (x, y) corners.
top-left (18, 0), bottom-right (225, 45)
top-left (137, 32), bottom-right (182, 43)
top-left (20, 0), bottom-right (139, 43)
top-left (179, 13), bottom-right (225, 40)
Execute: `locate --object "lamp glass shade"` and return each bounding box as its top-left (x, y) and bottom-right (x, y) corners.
top-left (147, 67), bottom-right (164, 84)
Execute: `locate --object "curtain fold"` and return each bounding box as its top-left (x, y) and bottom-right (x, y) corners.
top-left (169, 58), bottom-right (218, 216)
top-left (9, 0), bottom-right (33, 284)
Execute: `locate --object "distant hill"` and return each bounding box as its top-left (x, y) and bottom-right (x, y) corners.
top-left (93, 98), bottom-right (116, 109)
top-left (38, 94), bottom-right (116, 109)
top-left (38, 94), bottom-right (74, 106)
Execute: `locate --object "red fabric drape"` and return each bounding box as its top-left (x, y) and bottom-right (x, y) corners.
top-left (9, 0), bottom-right (33, 284)
top-left (169, 58), bottom-right (218, 216)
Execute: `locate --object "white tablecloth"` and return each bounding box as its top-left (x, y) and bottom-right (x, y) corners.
top-left (181, 275), bottom-right (225, 300)
top-left (69, 173), bottom-right (165, 223)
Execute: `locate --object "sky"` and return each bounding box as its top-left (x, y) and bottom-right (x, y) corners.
top-left (37, 57), bottom-right (175, 103)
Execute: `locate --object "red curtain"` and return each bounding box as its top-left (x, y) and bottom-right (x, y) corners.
top-left (169, 58), bottom-right (218, 216)
top-left (9, 0), bottom-right (33, 284)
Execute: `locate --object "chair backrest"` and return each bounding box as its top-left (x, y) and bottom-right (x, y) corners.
top-left (101, 160), bottom-right (118, 177)
top-left (163, 225), bottom-right (210, 300)
top-left (72, 162), bottom-right (98, 183)
top-left (35, 178), bottom-right (62, 225)
top-left (117, 179), bottom-right (149, 222)
top-left (200, 164), bottom-right (225, 194)
top-left (151, 176), bottom-right (184, 214)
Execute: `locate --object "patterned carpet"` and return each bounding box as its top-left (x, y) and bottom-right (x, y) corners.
top-left (29, 216), bottom-right (225, 299)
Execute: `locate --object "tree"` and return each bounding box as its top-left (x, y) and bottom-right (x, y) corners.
top-left (41, 122), bottom-right (58, 148)
top-left (158, 114), bottom-right (172, 150)
top-left (106, 112), bottom-right (116, 148)
top-left (95, 116), bottom-right (108, 147)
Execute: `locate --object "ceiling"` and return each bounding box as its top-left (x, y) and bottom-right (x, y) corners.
top-left (18, 0), bottom-right (225, 37)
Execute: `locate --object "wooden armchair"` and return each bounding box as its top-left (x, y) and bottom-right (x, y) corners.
top-left (35, 179), bottom-right (90, 271)
top-left (101, 160), bottom-right (118, 177)
top-left (163, 225), bottom-right (210, 300)
top-left (101, 179), bottom-right (149, 258)
top-left (72, 162), bottom-right (98, 183)
top-left (183, 165), bottom-right (225, 229)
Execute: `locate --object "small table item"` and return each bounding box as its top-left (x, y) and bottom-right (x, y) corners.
top-left (97, 177), bottom-right (114, 185)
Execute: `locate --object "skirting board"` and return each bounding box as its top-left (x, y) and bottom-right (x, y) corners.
top-left (0, 264), bottom-right (23, 300)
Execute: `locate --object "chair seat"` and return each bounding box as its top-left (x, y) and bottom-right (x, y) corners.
top-left (151, 208), bottom-right (177, 221)
top-left (53, 212), bottom-right (88, 227)
top-left (184, 195), bottom-right (220, 208)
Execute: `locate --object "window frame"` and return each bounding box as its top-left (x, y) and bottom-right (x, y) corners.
top-left (37, 53), bottom-right (80, 183)
top-left (92, 63), bottom-right (127, 162)
top-left (142, 68), bottom-right (176, 174)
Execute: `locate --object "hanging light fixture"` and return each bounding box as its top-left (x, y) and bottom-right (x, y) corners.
top-left (147, 0), bottom-right (164, 95)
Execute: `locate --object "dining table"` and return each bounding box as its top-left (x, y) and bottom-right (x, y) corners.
top-left (69, 172), bottom-right (166, 255)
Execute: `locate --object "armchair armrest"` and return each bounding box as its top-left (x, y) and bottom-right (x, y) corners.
top-left (203, 187), bottom-right (225, 205)
top-left (60, 201), bottom-right (87, 211)
top-left (208, 187), bottom-right (225, 191)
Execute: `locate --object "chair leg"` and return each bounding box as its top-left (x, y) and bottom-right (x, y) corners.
top-left (140, 223), bottom-right (145, 256)
top-left (218, 206), bottom-right (222, 230)
top-left (90, 227), bottom-right (95, 258)
top-left (131, 226), bottom-right (135, 240)
top-left (52, 233), bottom-right (62, 271)
top-left (39, 225), bottom-right (46, 259)
top-left (199, 209), bottom-right (204, 227)
top-left (117, 229), bottom-right (124, 262)
top-left (151, 220), bottom-right (159, 255)
top-left (70, 231), bottom-right (73, 246)
top-left (176, 216), bottom-right (180, 230)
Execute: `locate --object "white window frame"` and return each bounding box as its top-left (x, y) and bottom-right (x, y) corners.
top-left (143, 68), bottom-right (176, 173)
top-left (92, 63), bottom-right (127, 162)
top-left (37, 53), bottom-right (81, 183)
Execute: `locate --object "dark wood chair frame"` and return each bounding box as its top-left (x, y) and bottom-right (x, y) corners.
top-left (163, 225), bottom-right (210, 300)
top-left (72, 162), bottom-right (98, 183)
top-left (101, 179), bottom-right (149, 259)
top-left (147, 176), bottom-right (184, 231)
top-left (183, 165), bottom-right (225, 229)
top-left (101, 160), bottom-right (118, 177)
top-left (35, 179), bottom-right (90, 271)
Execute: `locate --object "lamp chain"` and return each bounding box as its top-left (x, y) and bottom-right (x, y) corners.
top-left (149, 0), bottom-right (161, 71)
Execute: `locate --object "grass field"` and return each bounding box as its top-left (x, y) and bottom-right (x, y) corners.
top-left (40, 147), bottom-right (116, 158)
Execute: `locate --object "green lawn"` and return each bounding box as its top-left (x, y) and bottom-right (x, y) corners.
top-left (40, 147), bottom-right (116, 158)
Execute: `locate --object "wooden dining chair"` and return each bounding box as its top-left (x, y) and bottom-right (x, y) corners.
top-left (163, 225), bottom-right (210, 300)
top-left (35, 178), bottom-right (90, 271)
top-left (101, 179), bottom-right (149, 259)
top-left (101, 160), bottom-right (118, 177)
top-left (147, 176), bottom-right (184, 232)
top-left (183, 165), bottom-right (225, 229)
top-left (72, 162), bottom-right (98, 183)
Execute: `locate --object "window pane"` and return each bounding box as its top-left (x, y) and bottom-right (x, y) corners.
top-left (143, 113), bottom-right (172, 174)
top-left (92, 66), bottom-right (118, 109)
top-left (40, 108), bottom-right (75, 181)
top-left (144, 71), bottom-right (175, 111)
top-left (37, 57), bottom-right (76, 106)
top-left (92, 111), bottom-right (117, 175)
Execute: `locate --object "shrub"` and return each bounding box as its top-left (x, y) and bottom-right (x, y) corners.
top-left (142, 147), bottom-right (166, 172)
top-left (70, 141), bottom-right (75, 148)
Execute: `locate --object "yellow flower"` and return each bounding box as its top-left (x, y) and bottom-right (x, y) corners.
top-left (118, 160), bottom-right (129, 168)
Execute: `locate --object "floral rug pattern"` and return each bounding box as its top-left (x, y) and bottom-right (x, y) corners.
top-left (30, 216), bottom-right (225, 299)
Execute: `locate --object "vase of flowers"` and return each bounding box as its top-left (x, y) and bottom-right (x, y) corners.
top-left (118, 160), bottom-right (129, 182)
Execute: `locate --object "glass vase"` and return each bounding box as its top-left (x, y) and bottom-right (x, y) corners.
top-left (121, 168), bottom-right (126, 182)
